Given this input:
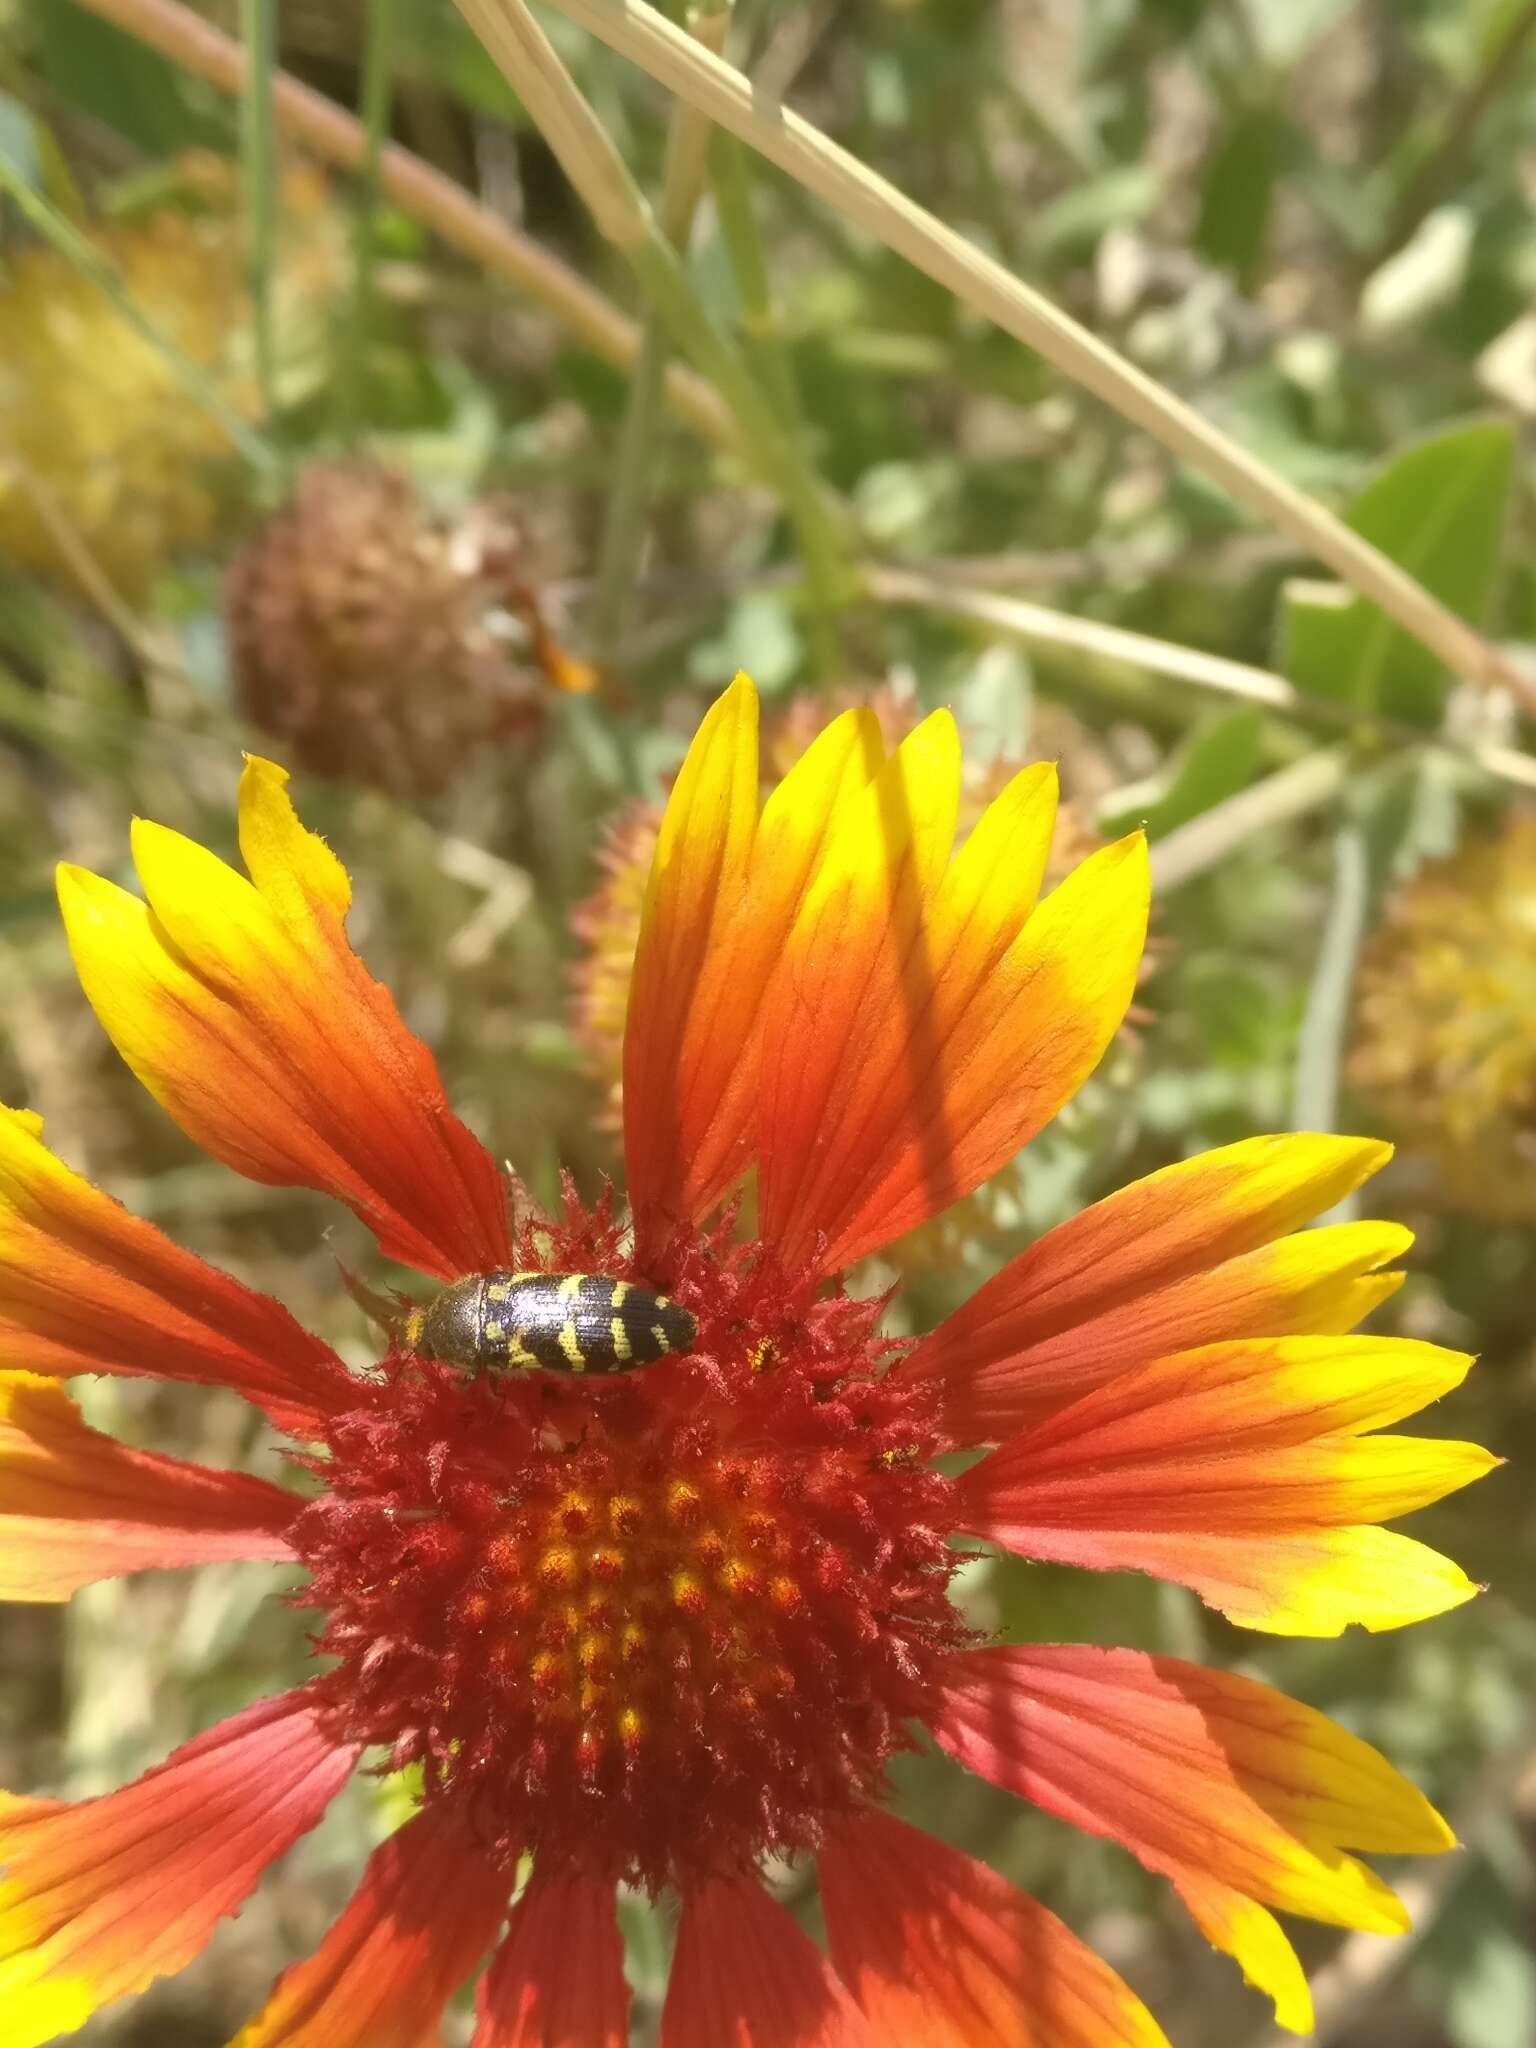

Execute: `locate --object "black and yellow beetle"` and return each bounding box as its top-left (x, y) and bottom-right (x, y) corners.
top-left (403, 1270), bottom-right (696, 1378)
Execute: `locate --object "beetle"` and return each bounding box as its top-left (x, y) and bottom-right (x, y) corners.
top-left (402, 1270), bottom-right (697, 1377)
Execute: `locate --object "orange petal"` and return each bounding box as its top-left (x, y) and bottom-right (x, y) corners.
top-left (661, 1877), bottom-right (875, 2048)
top-left (957, 1336), bottom-right (1491, 1634)
top-left (624, 675), bottom-right (761, 1248)
top-left (473, 1872), bottom-right (629, 2047)
top-left (0, 1370), bottom-right (298, 1599)
top-left (909, 1220), bottom-right (1407, 1449)
top-left (669, 703), bottom-right (891, 1226)
top-left (0, 1689), bottom-right (358, 2048)
top-left (902, 1133), bottom-right (1396, 1442)
top-left (231, 1810), bottom-right (507, 2048)
top-left (819, 1808), bottom-right (1170, 2047)
top-left (0, 1103), bottom-right (349, 1437)
top-left (57, 758), bottom-right (510, 1280)
top-left (932, 1646), bottom-right (1454, 2027)
top-left (751, 709), bottom-right (962, 1267)
top-left (759, 758), bottom-right (1146, 1271)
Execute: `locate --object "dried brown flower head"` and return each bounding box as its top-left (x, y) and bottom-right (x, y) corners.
top-left (227, 459), bottom-right (592, 795)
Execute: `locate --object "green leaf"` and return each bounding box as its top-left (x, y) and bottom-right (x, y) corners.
top-left (1097, 707), bottom-right (1264, 840)
top-left (1276, 419), bottom-right (1515, 725)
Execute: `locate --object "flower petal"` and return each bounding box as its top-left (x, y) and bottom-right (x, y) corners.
top-left (667, 703), bottom-right (891, 1228)
top-left (231, 1810), bottom-right (507, 2048)
top-left (57, 758), bottom-right (510, 1280)
top-left (902, 1134), bottom-right (1396, 1442)
top-left (819, 1808), bottom-right (1170, 2047)
top-left (759, 728), bottom-right (1145, 1272)
top-left (752, 709), bottom-right (963, 1271)
top-left (473, 1872), bottom-right (629, 2047)
top-left (0, 1370), bottom-right (298, 1599)
top-left (957, 1335), bottom-right (1491, 1633)
top-left (0, 1689), bottom-right (357, 2048)
top-left (624, 674), bottom-right (761, 1249)
top-left (0, 1103), bottom-right (349, 1437)
top-left (910, 1220), bottom-right (1408, 1449)
top-left (661, 1877), bottom-right (875, 2048)
top-left (932, 1645), bottom-right (1454, 2028)
top-left (1171, 1877), bottom-right (1313, 2035)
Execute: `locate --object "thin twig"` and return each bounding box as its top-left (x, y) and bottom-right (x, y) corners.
top-left (1151, 752), bottom-right (1349, 893)
top-left (531, 0), bottom-right (1530, 705)
top-left (867, 567), bottom-right (1536, 794)
top-left (70, 0), bottom-right (738, 453)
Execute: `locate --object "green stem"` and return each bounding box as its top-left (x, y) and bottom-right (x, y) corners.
top-left (625, 228), bottom-right (856, 629)
top-left (591, 4), bottom-right (723, 667)
top-left (238, 0), bottom-right (279, 424)
top-left (710, 132), bottom-right (800, 430)
top-left (0, 150), bottom-right (278, 475)
top-left (591, 325), bottom-right (672, 664)
top-left (708, 131), bottom-right (845, 671)
top-left (340, 0), bottom-right (397, 442)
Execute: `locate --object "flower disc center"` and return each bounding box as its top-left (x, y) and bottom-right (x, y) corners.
top-left (290, 1231), bottom-right (966, 1889)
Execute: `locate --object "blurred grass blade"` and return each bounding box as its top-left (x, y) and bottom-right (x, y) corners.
top-left (0, 145), bottom-right (278, 475)
top-left (1291, 815), bottom-right (1370, 1179)
top-left (238, 0), bottom-right (278, 421)
top-left (1278, 421), bottom-right (1515, 726)
top-left (708, 126), bottom-right (840, 675)
top-left (340, 0), bottom-right (397, 441)
top-left (592, 8), bottom-right (728, 667)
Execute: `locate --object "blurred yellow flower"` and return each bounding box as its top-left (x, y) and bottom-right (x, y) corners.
top-left (1352, 813), bottom-right (1536, 1216)
top-left (0, 155), bottom-right (339, 602)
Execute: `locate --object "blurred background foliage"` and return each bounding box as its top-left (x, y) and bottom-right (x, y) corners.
top-left (2, 0), bottom-right (1536, 2042)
